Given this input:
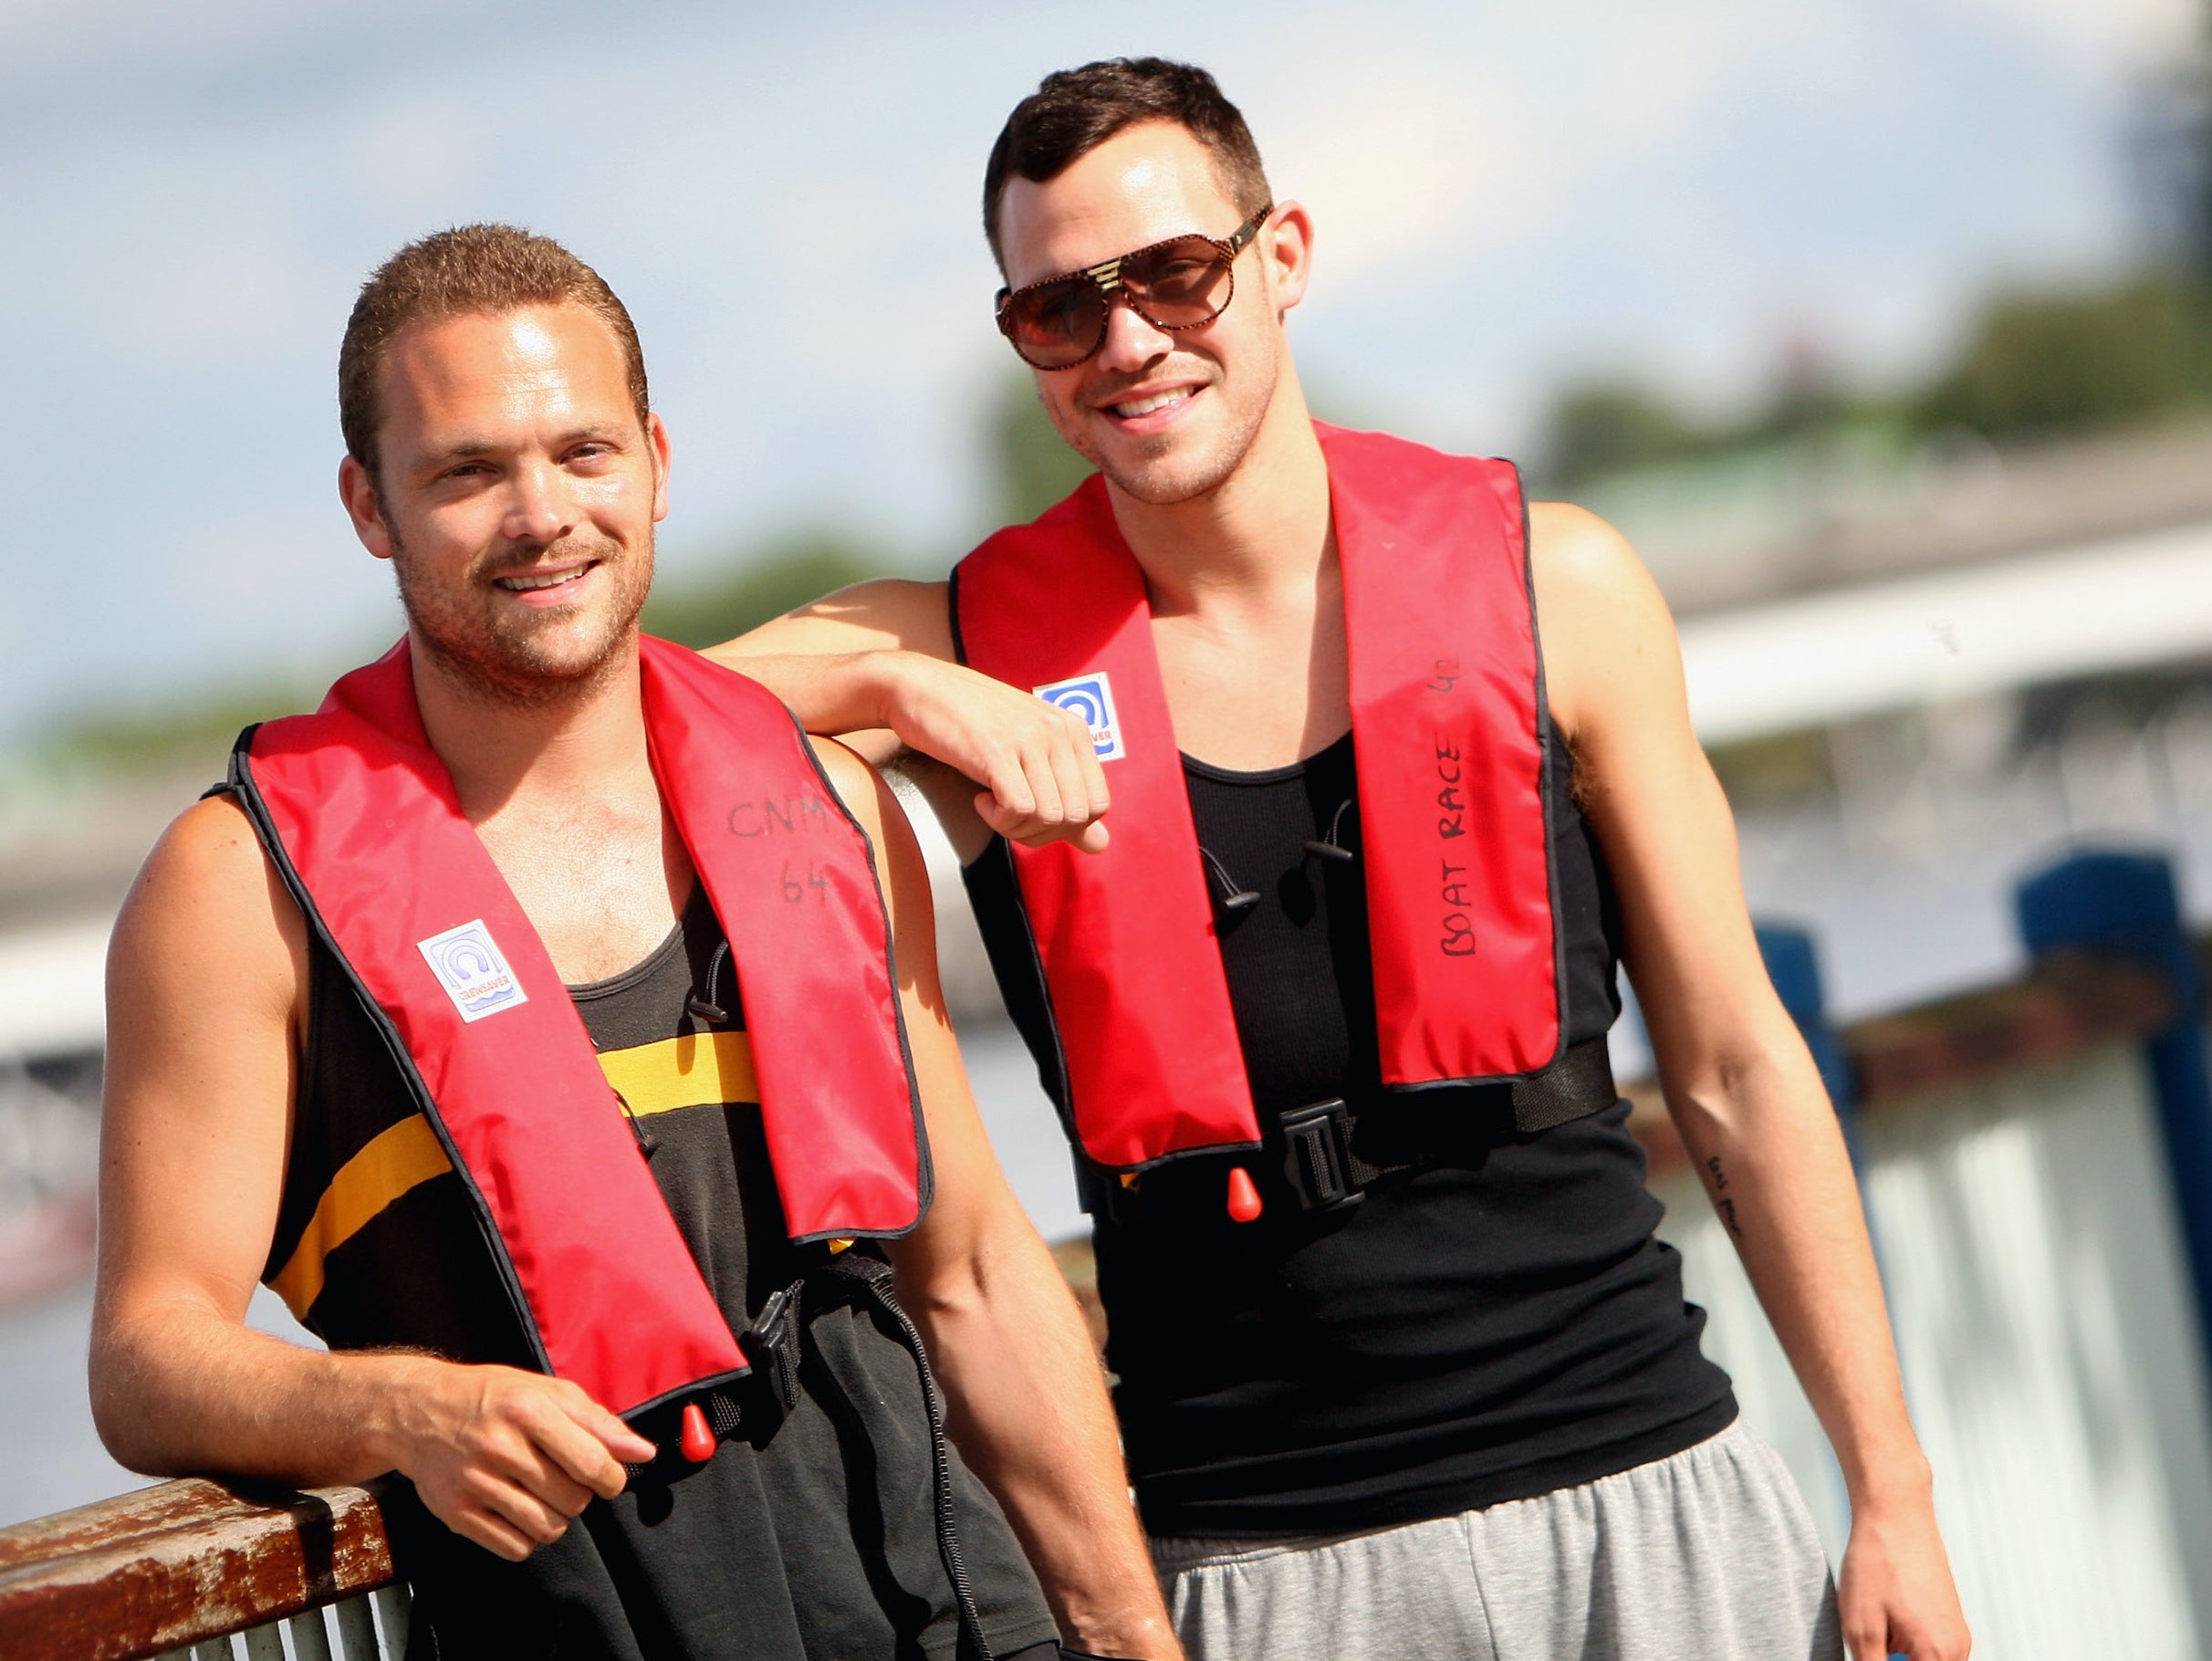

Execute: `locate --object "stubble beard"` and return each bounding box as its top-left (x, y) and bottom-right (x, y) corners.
top-left (1052, 352), bottom-right (1277, 507)
top-left (390, 528), bottom-right (652, 710)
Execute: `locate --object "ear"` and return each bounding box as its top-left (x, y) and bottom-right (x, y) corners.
top-left (1260, 200), bottom-right (1314, 318)
top-left (647, 411), bottom-right (673, 525)
top-left (338, 455), bottom-right (396, 561)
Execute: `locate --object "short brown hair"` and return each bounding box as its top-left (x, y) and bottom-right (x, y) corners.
top-left (982, 58), bottom-right (1271, 270)
top-left (338, 224), bottom-right (649, 477)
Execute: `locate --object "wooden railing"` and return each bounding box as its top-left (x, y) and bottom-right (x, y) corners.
top-left (3, 928), bottom-right (2204, 1659)
top-left (0, 1478), bottom-right (406, 1661)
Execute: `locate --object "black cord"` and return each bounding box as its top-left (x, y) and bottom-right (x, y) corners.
top-left (1303, 797), bottom-right (1358, 863)
top-left (1198, 846), bottom-right (1262, 911)
top-left (686, 939), bottom-right (732, 1026)
top-left (613, 1087), bottom-right (658, 1159)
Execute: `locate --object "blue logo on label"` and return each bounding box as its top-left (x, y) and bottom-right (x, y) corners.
top-left (417, 920), bottom-right (529, 1023)
top-left (1033, 672), bottom-right (1124, 761)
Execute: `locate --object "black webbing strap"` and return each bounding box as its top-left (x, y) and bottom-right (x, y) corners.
top-left (1508, 1036), bottom-right (1619, 1133)
top-left (1080, 1039), bottom-right (1620, 1218)
top-left (1280, 1037), bottom-right (1619, 1209)
top-left (816, 1253), bottom-right (994, 1661)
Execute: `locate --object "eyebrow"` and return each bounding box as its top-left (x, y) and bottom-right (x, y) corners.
top-left (417, 424), bottom-right (631, 470)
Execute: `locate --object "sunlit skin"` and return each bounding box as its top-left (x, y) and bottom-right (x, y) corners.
top-left (97, 291), bottom-right (1183, 1655)
top-left (338, 305), bottom-right (670, 711)
top-left (338, 303), bottom-right (686, 987)
top-left (713, 112), bottom-right (1971, 1661)
top-left (997, 120), bottom-right (1310, 515)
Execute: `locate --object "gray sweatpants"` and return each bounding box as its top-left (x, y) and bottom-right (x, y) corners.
top-left (1148, 1420), bottom-right (1842, 1661)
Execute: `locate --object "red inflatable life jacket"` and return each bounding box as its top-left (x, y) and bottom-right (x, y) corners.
top-left (953, 423), bottom-right (1565, 1177)
top-left (229, 636), bottom-right (925, 1418)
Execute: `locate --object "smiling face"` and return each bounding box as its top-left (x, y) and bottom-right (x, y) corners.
top-left (339, 303), bottom-right (669, 705)
top-left (996, 120), bottom-right (1305, 507)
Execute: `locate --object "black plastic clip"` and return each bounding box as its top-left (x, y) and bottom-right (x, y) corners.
top-left (1280, 1098), bottom-right (1365, 1211)
top-left (744, 1282), bottom-right (805, 1412)
top-left (1076, 1156), bottom-right (1144, 1224)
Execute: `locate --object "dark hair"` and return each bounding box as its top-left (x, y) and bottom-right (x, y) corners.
top-left (338, 224), bottom-right (649, 479)
top-left (982, 57), bottom-right (1271, 270)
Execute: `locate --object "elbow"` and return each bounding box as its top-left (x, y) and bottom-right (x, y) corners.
top-left (1661, 1045), bottom-right (1792, 1143)
top-left (88, 1320), bottom-right (183, 1477)
top-left (88, 1351), bottom-right (158, 1476)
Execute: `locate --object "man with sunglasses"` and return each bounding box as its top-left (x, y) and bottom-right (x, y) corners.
top-left (717, 58), bottom-right (1967, 1661)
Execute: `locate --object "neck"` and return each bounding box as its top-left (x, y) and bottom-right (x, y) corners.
top-left (1104, 369), bottom-right (1333, 618)
top-left (411, 632), bottom-right (653, 824)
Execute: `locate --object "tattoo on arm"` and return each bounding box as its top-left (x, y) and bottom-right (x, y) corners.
top-left (1706, 1155), bottom-right (1744, 1238)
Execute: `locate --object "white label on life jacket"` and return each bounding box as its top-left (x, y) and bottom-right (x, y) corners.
top-left (417, 919), bottom-right (530, 1023)
top-left (1033, 672), bottom-right (1124, 762)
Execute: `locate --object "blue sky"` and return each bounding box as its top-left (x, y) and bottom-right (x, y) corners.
top-left (0, 0), bottom-right (2192, 741)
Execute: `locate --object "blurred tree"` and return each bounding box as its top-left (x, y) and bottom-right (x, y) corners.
top-left (1918, 275), bottom-right (2212, 440)
top-left (642, 535), bottom-right (879, 649)
top-left (1538, 384), bottom-right (1708, 486)
top-left (48, 681), bottom-right (322, 778)
top-left (990, 373), bottom-right (1094, 525)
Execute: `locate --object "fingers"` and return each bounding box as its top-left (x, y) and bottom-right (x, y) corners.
top-left (1842, 1614), bottom-right (1892, 1661)
top-left (406, 1367), bottom-right (655, 1562)
top-left (470, 1464), bottom-right (579, 1556)
top-left (974, 705), bottom-right (1111, 851)
top-left (1042, 724), bottom-right (1106, 843)
top-left (978, 791), bottom-right (1114, 853)
top-left (543, 1382), bottom-right (655, 1496)
top-left (449, 1500), bottom-right (539, 1562)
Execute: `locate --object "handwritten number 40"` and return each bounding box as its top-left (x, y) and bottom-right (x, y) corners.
top-left (781, 859), bottom-right (831, 904)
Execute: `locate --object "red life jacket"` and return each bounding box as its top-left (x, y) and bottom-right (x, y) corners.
top-left (953, 423), bottom-right (1564, 1177)
top-left (229, 636), bottom-right (924, 1418)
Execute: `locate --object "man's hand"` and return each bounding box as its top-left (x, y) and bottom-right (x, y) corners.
top-left (1838, 1493), bottom-right (1970, 1660)
top-left (871, 652), bottom-right (1112, 852)
top-left (382, 1358), bottom-right (657, 1561)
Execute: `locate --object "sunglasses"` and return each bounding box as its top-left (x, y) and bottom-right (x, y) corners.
top-left (995, 204), bottom-right (1274, 371)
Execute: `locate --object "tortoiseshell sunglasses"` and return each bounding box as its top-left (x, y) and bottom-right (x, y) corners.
top-left (994, 204), bottom-right (1274, 371)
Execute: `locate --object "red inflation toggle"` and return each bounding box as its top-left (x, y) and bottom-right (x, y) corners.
top-left (1226, 1166), bottom-right (1263, 1223)
top-left (679, 1402), bottom-right (715, 1464)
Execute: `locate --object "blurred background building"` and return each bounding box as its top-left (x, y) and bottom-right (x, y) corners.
top-left (7, 1), bottom-right (2212, 1653)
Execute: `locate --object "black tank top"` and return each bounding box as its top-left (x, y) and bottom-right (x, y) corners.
top-left (276, 885), bottom-right (1058, 1660)
top-left (965, 728), bottom-right (1736, 1538)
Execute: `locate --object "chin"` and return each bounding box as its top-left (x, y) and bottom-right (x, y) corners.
top-left (1101, 445), bottom-right (1238, 507)
top-left (411, 606), bottom-right (636, 706)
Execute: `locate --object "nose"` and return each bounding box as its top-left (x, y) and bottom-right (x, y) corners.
top-left (1092, 287), bottom-right (1176, 374)
top-left (503, 458), bottom-right (574, 547)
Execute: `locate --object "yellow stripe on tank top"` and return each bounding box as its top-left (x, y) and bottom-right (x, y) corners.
top-left (264, 1030), bottom-right (760, 1321)
top-left (267, 1114), bottom-right (453, 1319)
top-left (596, 1030), bottom-right (759, 1117)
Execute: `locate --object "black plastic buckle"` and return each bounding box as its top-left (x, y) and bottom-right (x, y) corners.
top-left (743, 1282), bottom-right (805, 1412)
top-left (1075, 1154), bottom-right (1144, 1224)
top-left (1280, 1098), bottom-right (1365, 1211)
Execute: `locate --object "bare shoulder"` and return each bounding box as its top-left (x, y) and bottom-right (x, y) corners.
top-left (1528, 501), bottom-right (1663, 613)
top-left (1527, 501), bottom-right (1681, 739)
top-left (809, 735), bottom-right (895, 843)
top-left (112, 792), bottom-right (305, 1022)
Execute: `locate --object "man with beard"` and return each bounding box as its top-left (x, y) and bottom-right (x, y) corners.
top-left (91, 225), bottom-right (1180, 1661)
top-left (715, 59), bottom-right (1968, 1661)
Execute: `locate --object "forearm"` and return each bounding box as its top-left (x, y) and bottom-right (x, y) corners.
top-left (903, 1228), bottom-right (1178, 1658)
top-left (91, 1297), bottom-right (425, 1487)
top-left (705, 646), bottom-right (909, 740)
top-left (1664, 1040), bottom-right (1930, 1506)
